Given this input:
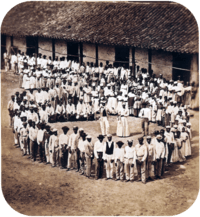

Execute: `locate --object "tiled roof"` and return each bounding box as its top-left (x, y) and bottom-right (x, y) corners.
top-left (1, 1), bottom-right (198, 53)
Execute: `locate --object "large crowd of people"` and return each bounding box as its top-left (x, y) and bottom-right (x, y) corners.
top-left (6, 50), bottom-right (194, 183)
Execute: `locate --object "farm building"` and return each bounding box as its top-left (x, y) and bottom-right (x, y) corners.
top-left (1, 1), bottom-right (199, 83)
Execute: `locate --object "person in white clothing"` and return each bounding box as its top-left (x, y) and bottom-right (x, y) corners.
top-left (124, 139), bottom-right (136, 182)
top-left (154, 134), bottom-right (165, 179)
top-left (59, 126), bottom-right (69, 169)
top-left (114, 141), bottom-right (125, 181)
top-left (94, 135), bottom-right (105, 180)
top-left (103, 134), bottom-right (115, 180)
top-left (67, 126), bottom-right (79, 171)
top-left (49, 128), bottom-right (59, 167)
top-left (99, 101), bottom-right (109, 136)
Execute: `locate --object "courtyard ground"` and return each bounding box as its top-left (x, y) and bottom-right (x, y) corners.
top-left (1, 70), bottom-right (199, 216)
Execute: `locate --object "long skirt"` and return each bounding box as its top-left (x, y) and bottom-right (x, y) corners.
top-left (116, 119), bottom-right (123, 137)
top-left (121, 117), bottom-right (130, 137)
top-left (183, 140), bottom-right (191, 157)
top-left (170, 142), bottom-right (179, 163)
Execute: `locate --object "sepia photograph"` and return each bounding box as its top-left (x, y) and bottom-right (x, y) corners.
top-left (1, 0), bottom-right (199, 216)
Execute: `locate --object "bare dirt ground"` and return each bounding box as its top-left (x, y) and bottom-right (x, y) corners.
top-left (1, 70), bottom-right (199, 216)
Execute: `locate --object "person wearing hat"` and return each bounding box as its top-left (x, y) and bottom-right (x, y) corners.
top-left (181, 127), bottom-right (191, 158)
top-left (59, 126), bottom-right (70, 169)
top-left (66, 98), bottom-right (76, 121)
top-left (27, 106), bottom-right (39, 124)
top-left (94, 135), bottom-right (105, 180)
top-left (43, 125), bottom-right (52, 164)
top-left (37, 122), bottom-right (46, 163)
top-left (154, 134), bottom-right (165, 179)
top-left (49, 128), bottom-right (59, 167)
top-left (160, 129), bottom-right (168, 176)
top-left (135, 137), bottom-right (147, 183)
top-left (117, 102), bottom-right (130, 137)
top-left (13, 110), bottom-right (22, 147)
top-left (78, 131), bottom-right (88, 175)
top-left (103, 134), bottom-right (115, 180)
top-left (84, 135), bottom-right (94, 178)
top-left (67, 126), bottom-right (79, 171)
top-left (164, 126), bottom-right (173, 165)
top-left (99, 100), bottom-right (110, 136)
top-left (186, 122), bottom-right (192, 141)
top-left (114, 141), bottom-right (125, 181)
top-left (124, 139), bottom-right (136, 182)
top-left (19, 122), bottom-right (29, 156)
top-left (29, 121), bottom-right (38, 161)
top-left (7, 95), bottom-right (15, 128)
top-left (145, 136), bottom-right (155, 181)
top-left (26, 119), bottom-right (32, 157)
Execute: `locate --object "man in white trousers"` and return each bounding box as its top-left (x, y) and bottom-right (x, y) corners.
top-left (49, 128), bottom-right (59, 167)
top-left (124, 139), bottom-right (136, 182)
top-left (103, 134), bottom-right (115, 180)
top-left (99, 101), bottom-right (109, 136)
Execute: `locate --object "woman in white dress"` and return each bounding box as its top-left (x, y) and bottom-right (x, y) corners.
top-left (170, 128), bottom-right (179, 163)
top-left (181, 127), bottom-right (191, 157)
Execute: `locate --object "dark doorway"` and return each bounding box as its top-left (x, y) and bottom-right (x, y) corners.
top-left (173, 53), bottom-right (192, 84)
top-left (1, 34), bottom-right (6, 69)
top-left (67, 42), bottom-right (79, 62)
top-left (26, 36), bottom-right (38, 56)
top-left (115, 46), bottom-right (129, 68)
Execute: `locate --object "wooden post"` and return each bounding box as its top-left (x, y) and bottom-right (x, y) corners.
top-left (132, 47), bottom-right (135, 77)
top-left (148, 49), bottom-right (152, 73)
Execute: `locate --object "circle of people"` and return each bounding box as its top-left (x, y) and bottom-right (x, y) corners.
top-left (7, 51), bottom-right (193, 183)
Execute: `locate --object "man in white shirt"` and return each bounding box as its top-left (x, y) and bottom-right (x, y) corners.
top-left (28, 107), bottom-right (39, 124)
top-left (66, 99), bottom-right (76, 121)
top-left (154, 134), bottom-right (165, 179)
top-left (76, 99), bottom-right (86, 120)
top-left (55, 100), bottom-right (66, 122)
top-left (35, 88), bottom-right (43, 105)
top-left (146, 136), bottom-right (155, 181)
top-left (139, 106), bottom-right (151, 136)
top-left (29, 121), bottom-right (38, 161)
top-left (67, 126), bottom-right (79, 171)
top-left (135, 137), bottom-right (147, 184)
top-left (7, 95), bottom-right (15, 128)
top-left (49, 128), bottom-right (59, 167)
top-left (114, 141), bottom-right (125, 181)
top-left (39, 104), bottom-right (48, 123)
top-left (59, 126), bottom-right (69, 169)
top-left (94, 135), bottom-right (105, 180)
top-left (78, 131), bottom-right (87, 175)
top-left (19, 122), bottom-right (29, 156)
top-left (103, 134), bottom-right (115, 180)
top-left (37, 122), bottom-right (46, 163)
top-left (84, 135), bottom-right (94, 178)
top-left (124, 140), bottom-right (136, 182)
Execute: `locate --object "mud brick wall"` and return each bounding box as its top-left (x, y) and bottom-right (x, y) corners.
top-left (151, 49), bottom-right (173, 80)
top-left (38, 37), bottom-right (53, 58)
top-left (13, 36), bottom-right (26, 53)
